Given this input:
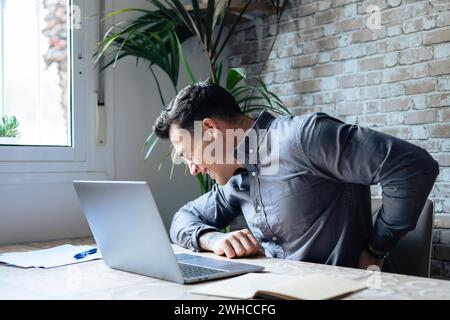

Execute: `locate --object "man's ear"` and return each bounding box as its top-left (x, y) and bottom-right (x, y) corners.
top-left (202, 117), bottom-right (219, 130)
top-left (202, 118), bottom-right (221, 140)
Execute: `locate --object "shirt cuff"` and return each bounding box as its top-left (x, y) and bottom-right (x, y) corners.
top-left (190, 226), bottom-right (221, 252)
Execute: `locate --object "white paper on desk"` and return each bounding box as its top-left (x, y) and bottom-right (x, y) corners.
top-left (0, 244), bottom-right (102, 268)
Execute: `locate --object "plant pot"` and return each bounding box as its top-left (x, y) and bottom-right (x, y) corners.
top-left (0, 137), bottom-right (20, 145)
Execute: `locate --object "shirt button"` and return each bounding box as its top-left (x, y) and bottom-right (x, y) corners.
top-left (251, 171), bottom-right (256, 177)
top-left (256, 205), bottom-right (262, 211)
top-left (249, 148), bottom-right (254, 154)
top-left (272, 236), bottom-right (278, 242)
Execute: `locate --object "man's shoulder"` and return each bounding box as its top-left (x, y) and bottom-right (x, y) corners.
top-left (269, 111), bottom-right (340, 137)
top-left (270, 111), bottom-right (338, 126)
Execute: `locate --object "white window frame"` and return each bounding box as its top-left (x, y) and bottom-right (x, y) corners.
top-left (0, 0), bottom-right (5, 115)
top-left (0, 0), bottom-right (114, 183)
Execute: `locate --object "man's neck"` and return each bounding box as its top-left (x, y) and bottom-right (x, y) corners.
top-left (234, 115), bottom-right (255, 132)
top-left (231, 115), bottom-right (256, 170)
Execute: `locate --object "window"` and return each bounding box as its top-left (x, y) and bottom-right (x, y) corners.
top-left (0, 0), bottom-right (71, 146)
top-left (0, 0), bottom-right (114, 181)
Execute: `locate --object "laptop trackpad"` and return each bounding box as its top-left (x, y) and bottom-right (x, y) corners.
top-left (175, 253), bottom-right (261, 273)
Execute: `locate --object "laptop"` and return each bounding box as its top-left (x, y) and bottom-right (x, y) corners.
top-left (73, 180), bottom-right (264, 284)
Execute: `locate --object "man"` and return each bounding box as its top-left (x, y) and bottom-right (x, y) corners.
top-left (153, 81), bottom-right (439, 270)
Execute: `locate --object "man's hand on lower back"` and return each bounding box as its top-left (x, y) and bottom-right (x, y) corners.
top-left (199, 229), bottom-right (264, 259)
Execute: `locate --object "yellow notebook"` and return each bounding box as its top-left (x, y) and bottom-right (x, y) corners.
top-left (190, 273), bottom-right (367, 300)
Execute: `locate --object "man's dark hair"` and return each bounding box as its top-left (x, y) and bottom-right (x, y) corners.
top-left (153, 81), bottom-right (244, 139)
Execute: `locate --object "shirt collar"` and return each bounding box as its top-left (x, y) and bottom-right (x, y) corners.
top-left (251, 110), bottom-right (276, 131)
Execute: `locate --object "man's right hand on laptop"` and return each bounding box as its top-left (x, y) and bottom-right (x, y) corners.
top-left (199, 229), bottom-right (264, 259)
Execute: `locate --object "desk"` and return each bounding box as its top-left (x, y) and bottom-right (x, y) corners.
top-left (1, 237), bottom-right (450, 300)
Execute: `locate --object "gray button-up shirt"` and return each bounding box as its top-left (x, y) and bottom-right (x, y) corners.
top-left (170, 111), bottom-right (440, 267)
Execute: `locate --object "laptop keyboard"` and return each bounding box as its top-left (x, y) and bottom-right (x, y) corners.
top-left (178, 263), bottom-right (226, 279)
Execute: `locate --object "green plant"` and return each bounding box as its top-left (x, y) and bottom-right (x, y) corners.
top-left (95, 0), bottom-right (290, 193)
top-left (0, 115), bottom-right (20, 138)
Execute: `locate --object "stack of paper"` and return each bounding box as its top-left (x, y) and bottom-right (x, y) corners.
top-left (0, 244), bottom-right (102, 269)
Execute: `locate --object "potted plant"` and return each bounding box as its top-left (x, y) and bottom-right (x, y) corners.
top-left (0, 115), bottom-right (20, 145)
top-left (95, 0), bottom-right (289, 193)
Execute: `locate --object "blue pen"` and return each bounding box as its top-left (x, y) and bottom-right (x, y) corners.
top-left (74, 248), bottom-right (98, 260)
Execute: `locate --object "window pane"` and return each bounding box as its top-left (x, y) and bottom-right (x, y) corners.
top-left (0, 0), bottom-right (71, 146)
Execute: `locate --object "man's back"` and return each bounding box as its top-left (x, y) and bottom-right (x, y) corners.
top-left (170, 111), bottom-right (439, 268)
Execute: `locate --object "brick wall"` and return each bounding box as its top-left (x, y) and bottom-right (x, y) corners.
top-left (227, 0), bottom-right (450, 278)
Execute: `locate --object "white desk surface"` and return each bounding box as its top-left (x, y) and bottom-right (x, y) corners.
top-left (1, 237), bottom-right (450, 300)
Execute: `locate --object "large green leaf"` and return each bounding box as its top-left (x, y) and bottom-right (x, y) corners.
top-left (227, 71), bottom-right (291, 117)
top-left (176, 34), bottom-right (197, 85)
top-left (226, 67), bottom-right (247, 91)
top-left (214, 61), bottom-right (223, 84)
top-left (196, 173), bottom-right (207, 194)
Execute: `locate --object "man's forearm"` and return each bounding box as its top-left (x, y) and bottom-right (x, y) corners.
top-left (170, 208), bottom-right (220, 251)
top-left (169, 186), bottom-right (241, 251)
top-left (370, 152), bottom-right (439, 253)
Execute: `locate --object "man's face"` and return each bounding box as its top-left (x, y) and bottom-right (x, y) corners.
top-left (169, 119), bottom-right (240, 186)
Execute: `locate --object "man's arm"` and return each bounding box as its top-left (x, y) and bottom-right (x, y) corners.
top-left (299, 113), bottom-right (440, 258)
top-left (170, 182), bottom-right (262, 258)
top-left (170, 183), bottom-right (238, 251)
